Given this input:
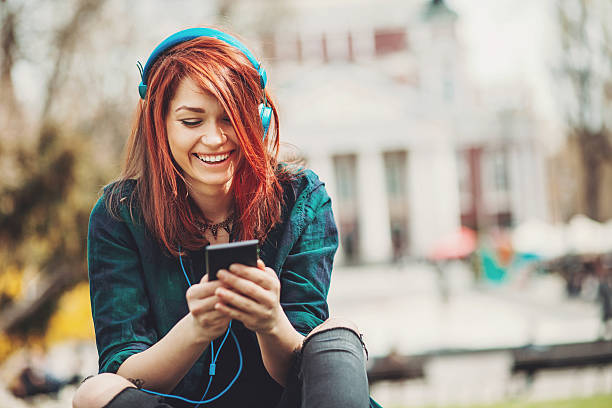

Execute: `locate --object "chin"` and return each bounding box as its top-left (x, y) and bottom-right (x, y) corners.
top-left (191, 174), bottom-right (234, 190)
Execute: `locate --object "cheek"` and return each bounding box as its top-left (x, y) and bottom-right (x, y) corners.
top-left (167, 143), bottom-right (182, 167)
top-left (166, 125), bottom-right (189, 162)
top-left (228, 133), bottom-right (242, 155)
top-left (166, 135), bottom-right (179, 163)
top-left (231, 142), bottom-right (244, 168)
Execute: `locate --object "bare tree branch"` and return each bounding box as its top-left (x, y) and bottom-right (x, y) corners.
top-left (41, 0), bottom-right (107, 121)
top-left (0, 3), bottom-right (22, 128)
top-left (556, 0), bottom-right (612, 220)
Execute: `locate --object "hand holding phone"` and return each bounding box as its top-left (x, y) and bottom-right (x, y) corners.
top-left (205, 239), bottom-right (259, 281)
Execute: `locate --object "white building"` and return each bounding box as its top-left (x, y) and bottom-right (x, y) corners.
top-left (260, 0), bottom-right (550, 264)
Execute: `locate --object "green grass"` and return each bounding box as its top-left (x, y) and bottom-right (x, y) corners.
top-left (387, 394), bottom-right (612, 408)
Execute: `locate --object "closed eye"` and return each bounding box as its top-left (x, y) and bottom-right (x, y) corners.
top-left (180, 119), bottom-right (202, 127)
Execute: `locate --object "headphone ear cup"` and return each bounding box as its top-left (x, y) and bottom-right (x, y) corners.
top-left (259, 103), bottom-right (272, 140)
top-left (138, 82), bottom-right (148, 99)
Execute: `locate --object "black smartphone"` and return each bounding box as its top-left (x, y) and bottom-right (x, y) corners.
top-left (205, 239), bottom-right (259, 281)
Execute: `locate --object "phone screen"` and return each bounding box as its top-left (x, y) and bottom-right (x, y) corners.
top-left (205, 239), bottom-right (259, 280)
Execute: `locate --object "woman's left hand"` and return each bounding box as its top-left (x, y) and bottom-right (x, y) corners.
top-left (214, 259), bottom-right (282, 334)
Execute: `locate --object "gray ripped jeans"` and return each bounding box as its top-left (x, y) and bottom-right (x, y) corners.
top-left (102, 327), bottom-right (370, 408)
top-left (276, 326), bottom-right (370, 408)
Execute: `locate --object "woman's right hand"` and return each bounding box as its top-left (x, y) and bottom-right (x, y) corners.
top-left (185, 274), bottom-right (231, 344)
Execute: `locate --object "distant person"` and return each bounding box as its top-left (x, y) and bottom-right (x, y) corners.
top-left (391, 227), bottom-right (404, 264)
top-left (8, 348), bottom-right (79, 399)
top-left (73, 28), bottom-right (377, 408)
top-left (597, 261), bottom-right (612, 340)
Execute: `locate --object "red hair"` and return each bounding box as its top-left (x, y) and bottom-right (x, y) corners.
top-left (108, 32), bottom-right (289, 256)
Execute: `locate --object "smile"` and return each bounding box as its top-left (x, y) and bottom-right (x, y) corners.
top-left (194, 151), bottom-right (233, 164)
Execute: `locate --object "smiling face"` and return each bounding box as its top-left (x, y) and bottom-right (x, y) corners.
top-left (166, 76), bottom-right (240, 196)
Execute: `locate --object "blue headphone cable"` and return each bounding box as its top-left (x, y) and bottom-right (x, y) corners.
top-left (139, 247), bottom-right (243, 405)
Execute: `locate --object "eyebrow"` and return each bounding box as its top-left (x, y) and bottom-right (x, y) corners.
top-left (175, 105), bottom-right (205, 113)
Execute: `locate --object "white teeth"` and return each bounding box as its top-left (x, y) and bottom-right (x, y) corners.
top-left (196, 152), bottom-right (230, 163)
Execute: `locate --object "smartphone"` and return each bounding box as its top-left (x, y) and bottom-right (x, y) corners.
top-left (205, 239), bottom-right (259, 281)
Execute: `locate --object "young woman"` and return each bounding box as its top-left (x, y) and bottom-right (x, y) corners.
top-left (72, 28), bottom-right (375, 408)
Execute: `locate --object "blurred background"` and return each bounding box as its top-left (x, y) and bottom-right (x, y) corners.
top-left (1, 0), bottom-right (611, 407)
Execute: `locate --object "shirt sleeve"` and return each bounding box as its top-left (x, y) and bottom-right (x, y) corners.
top-left (279, 181), bottom-right (339, 336)
top-left (88, 195), bottom-right (157, 374)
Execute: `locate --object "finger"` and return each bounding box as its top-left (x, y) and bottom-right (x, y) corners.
top-left (250, 262), bottom-right (279, 282)
top-left (214, 302), bottom-right (251, 324)
top-left (186, 280), bottom-right (224, 301)
top-left (189, 296), bottom-right (233, 324)
top-left (227, 264), bottom-right (277, 290)
top-left (193, 307), bottom-right (232, 330)
top-left (202, 310), bottom-right (232, 326)
top-left (200, 274), bottom-right (209, 284)
top-left (214, 287), bottom-right (270, 315)
top-left (217, 269), bottom-right (273, 302)
top-left (264, 267), bottom-right (278, 279)
top-left (188, 295), bottom-right (221, 314)
top-left (195, 308), bottom-right (229, 324)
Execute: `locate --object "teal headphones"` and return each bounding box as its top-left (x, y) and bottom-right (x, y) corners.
top-left (137, 28), bottom-right (273, 139)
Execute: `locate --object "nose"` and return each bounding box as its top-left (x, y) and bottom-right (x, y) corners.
top-left (199, 120), bottom-right (227, 147)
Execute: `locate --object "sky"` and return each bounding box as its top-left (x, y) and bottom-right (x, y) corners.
top-left (447, 0), bottom-right (560, 123)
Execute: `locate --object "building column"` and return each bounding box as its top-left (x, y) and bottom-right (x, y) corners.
top-left (509, 141), bottom-right (550, 224)
top-left (356, 150), bottom-right (392, 263)
top-left (409, 141), bottom-right (461, 257)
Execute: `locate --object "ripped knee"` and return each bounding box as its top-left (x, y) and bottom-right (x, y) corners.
top-left (73, 373), bottom-right (136, 408)
top-left (306, 317), bottom-right (360, 340)
top-left (304, 317), bottom-right (368, 359)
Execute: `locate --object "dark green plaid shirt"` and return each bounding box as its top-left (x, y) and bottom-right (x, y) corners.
top-left (88, 169), bottom-right (338, 407)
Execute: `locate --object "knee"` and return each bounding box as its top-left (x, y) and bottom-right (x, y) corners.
top-left (303, 317), bottom-right (366, 359)
top-left (306, 317), bottom-right (361, 341)
top-left (299, 319), bottom-right (370, 408)
top-left (72, 373), bottom-right (136, 408)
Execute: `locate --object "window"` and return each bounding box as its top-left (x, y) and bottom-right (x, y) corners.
top-left (333, 154), bottom-right (358, 201)
top-left (482, 148), bottom-right (512, 227)
top-left (374, 28), bottom-right (407, 55)
top-left (333, 154), bottom-right (360, 263)
top-left (383, 151), bottom-right (410, 260)
top-left (384, 151), bottom-right (407, 198)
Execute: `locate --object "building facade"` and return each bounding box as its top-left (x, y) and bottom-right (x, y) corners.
top-left (260, 0), bottom-right (550, 264)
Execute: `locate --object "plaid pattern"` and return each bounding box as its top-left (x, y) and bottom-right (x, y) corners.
top-left (87, 169), bottom-right (338, 407)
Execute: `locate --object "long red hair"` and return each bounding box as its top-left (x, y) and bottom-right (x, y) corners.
top-left (108, 32), bottom-right (289, 256)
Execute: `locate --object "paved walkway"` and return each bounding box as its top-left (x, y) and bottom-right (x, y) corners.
top-left (328, 261), bottom-right (601, 357)
top-left (327, 261), bottom-right (608, 406)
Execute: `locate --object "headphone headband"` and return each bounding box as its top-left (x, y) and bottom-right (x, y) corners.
top-left (138, 27), bottom-right (268, 99)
